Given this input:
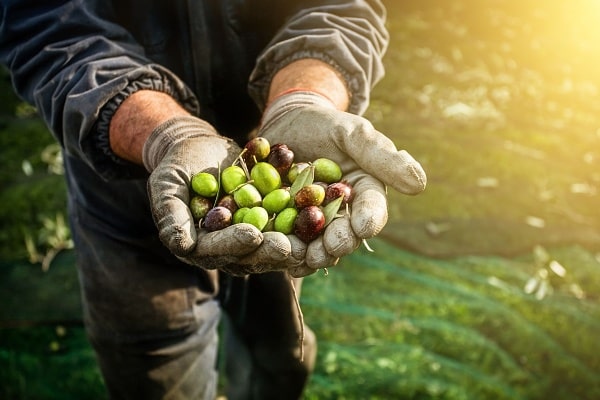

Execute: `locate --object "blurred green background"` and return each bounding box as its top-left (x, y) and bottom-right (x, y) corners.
top-left (1, 1), bottom-right (600, 399)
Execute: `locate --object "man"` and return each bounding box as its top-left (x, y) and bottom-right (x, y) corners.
top-left (0, 0), bottom-right (426, 398)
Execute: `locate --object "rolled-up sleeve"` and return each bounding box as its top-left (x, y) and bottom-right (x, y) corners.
top-left (248, 0), bottom-right (389, 115)
top-left (0, 0), bottom-right (199, 180)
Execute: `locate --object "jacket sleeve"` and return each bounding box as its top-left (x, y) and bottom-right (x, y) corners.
top-left (248, 0), bottom-right (389, 115)
top-left (0, 0), bottom-right (199, 180)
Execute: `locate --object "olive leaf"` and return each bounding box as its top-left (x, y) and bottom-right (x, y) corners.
top-left (323, 195), bottom-right (344, 227)
top-left (290, 165), bottom-right (315, 196)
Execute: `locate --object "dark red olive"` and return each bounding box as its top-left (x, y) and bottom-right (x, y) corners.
top-left (267, 143), bottom-right (295, 176)
top-left (294, 205), bottom-right (325, 243)
top-left (217, 194), bottom-right (238, 214)
top-left (323, 181), bottom-right (354, 206)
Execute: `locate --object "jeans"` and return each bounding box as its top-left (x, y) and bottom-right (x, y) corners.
top-left (64, 155), bottom-right (316, 399)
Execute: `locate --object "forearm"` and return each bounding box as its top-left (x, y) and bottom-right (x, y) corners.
top-left (109, 90), bottom-right (192, 165)
top-left (249, 0), bottom-right (389, 115)
top-left (267, 59), bottom-right (350, 111)
top-left (110, 59), bottom-right (348, 166)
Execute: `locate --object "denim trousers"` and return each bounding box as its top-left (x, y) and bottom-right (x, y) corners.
top-left (64, 155), bottom-right (316, 399)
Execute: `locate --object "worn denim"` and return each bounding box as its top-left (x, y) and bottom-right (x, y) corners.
top-left (65, 154), bottom-right (316, 399)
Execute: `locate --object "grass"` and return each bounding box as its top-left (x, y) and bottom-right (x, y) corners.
top-left (301, 241), bottom-right (600, 399)
top-left (2, 243), bottom-right (598, 400)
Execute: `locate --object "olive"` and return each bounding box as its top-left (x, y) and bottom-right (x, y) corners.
top-left (242, 137), bottom-right (270, 169)
top-left (294, 205), bottom-right (326, 243)
top-left (262, 187), bottom-right (292, 215)
top-left (313, 158), bottom-right (342, 183)
top-left (274, 207), bottom-right (298, 235)
top-left (190, 195), bottom-right (212, 221)
top-left (217, 194), bottom-right (239, 213)
top-left (233, 183), bottom-right (262, 208)
top-left (294, 184), bottom-right (325, 208)
top-left (268, 143), bottom-right (295, 176)
top-left (221, 165), bottom-right (247, 194)
top-left (250, 162), bottom-right (282, 196)
top-left (191, 172), bottom-right (219, 198)
top-left (242, 206), bottom-right (269, 231)
top-left (323, 181), bottom-right (354, 206)
top-left (203, 206), bottom-right (232, 232)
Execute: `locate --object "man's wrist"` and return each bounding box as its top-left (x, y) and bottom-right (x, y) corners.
top-left (142, 116), bottom-right (220, 172)
top-left (267, 59), bottom-right (350, 111)
top-left (109, 90), bottom-right (191, 165)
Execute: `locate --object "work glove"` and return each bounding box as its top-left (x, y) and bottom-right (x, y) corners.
top-left (143, 116), bottom-right (291, 276)
top-left (258, 91), bottom-right (427, 277)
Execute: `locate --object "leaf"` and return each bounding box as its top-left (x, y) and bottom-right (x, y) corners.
top-left (290, 165), bottom-right (314, 196)
top-left (322, 196), bottom-right (344, 227)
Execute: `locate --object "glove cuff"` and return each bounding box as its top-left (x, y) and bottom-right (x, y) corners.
top-left (142, 116), bottom-right (220, 172)
top-left (261, 90), bottom-right (337, 130)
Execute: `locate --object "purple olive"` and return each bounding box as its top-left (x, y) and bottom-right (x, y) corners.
top-left (203, 206), bottom-right (232, 232)
top-left (294, 205), bottom-right (325, 243)
top-left (323, 181), bottom-right (354, 206)
top-left (268, 143), bottom-right (295, 176)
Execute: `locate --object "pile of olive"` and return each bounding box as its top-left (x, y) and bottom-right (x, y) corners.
top-left (189, 137), bottom-right (353, 243)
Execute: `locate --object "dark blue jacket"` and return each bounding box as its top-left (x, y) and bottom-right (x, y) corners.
top-left (0, 0), bottom-right (388, 180)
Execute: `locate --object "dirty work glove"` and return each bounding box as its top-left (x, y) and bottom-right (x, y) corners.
top-left (143, 116), bottom-right (291, 276)
top-left (258, 91), bottom-right (426, 277)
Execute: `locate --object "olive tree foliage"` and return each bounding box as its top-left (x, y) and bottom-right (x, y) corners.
top-left (0, 67), bottom-right (72, 268)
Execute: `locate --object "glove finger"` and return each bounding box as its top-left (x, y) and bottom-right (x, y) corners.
top-left (196, 223), bottom-right (264, 256)
top-left (345, 173), bottom-right (389, 239)
top-left (339, 121), bottom-right (426, 196)
top-left (323, 214), bottom-right (361, 258)
top-left (147, 169), bottom-right (196, 256)
top-left (306, 236), bottom-right (339, 269)
top-left (181, 223), bottom-right (263, 269)
top-left (287, 234), bottom-right (308, 267)
top-left (286, 235), bottom-right (316, 277)
top-left (237, 231), bottom-right (291, 270)
top-left (288, 264), bottom-right (318, 278)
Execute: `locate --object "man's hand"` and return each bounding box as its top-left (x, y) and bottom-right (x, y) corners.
top-left (143, 116), bottom-right (295, 275)
top-left (258, 90), bottom-right (426, 276)
top-left (109, 91), bottom-right (292, 275)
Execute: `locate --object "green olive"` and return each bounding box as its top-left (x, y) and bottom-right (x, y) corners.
top-left (233, 183), bottom-right (262, 208)
top-left (232, 207), bottom-right (250, 224)
top-left (191, 172), bottom-right (219, 197)
top-left (313, 158), bottom-right (342, 183)
top-left (221, 165), bottom-right (247, 194)
top-left (250, 162), bottom-right (282, 196)
top-left (242, 206), bottom-right (269, 231)
top-left (262, 188), bottom-right (291, 215)
top-left (274, 207), bottom-right (298, 234)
